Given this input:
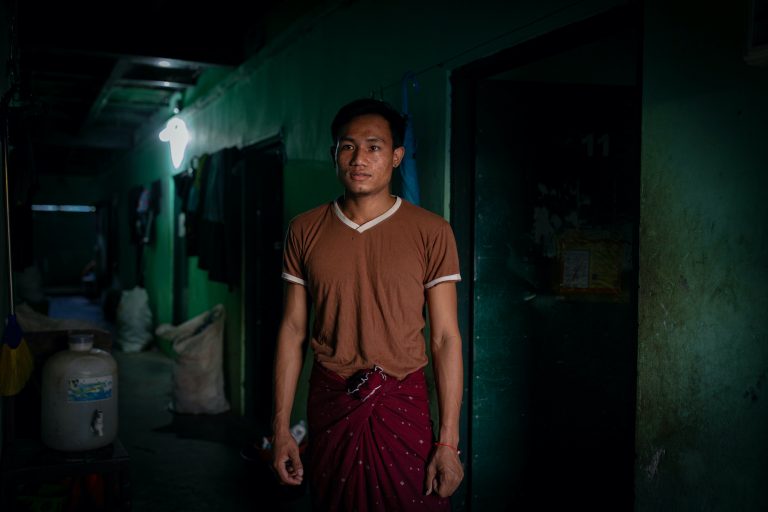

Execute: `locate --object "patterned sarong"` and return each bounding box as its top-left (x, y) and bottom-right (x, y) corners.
top-left (307, 363), bottom-right (450, 512)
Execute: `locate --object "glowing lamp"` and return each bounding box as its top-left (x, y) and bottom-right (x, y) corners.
top-left (159, 117), bottom-right (190, 169)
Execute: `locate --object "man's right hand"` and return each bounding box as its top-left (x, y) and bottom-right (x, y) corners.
top-left (271, 431), bottom-right (304, 485)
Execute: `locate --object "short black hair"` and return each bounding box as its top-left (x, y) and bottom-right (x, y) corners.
top-left (330, 98), bottom-right (407, 148)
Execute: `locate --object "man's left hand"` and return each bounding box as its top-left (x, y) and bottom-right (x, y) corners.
top-left (425, 445), bottom-right (464, 497)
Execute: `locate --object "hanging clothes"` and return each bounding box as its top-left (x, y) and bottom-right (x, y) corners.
top-left (127, 186), bottom-right (144, 246)
top-left (197, 146), bottom-right (242, 288)
top-left (184, 155), bottom-right (209, 257)
top-left (136, 187), bottom-right (152, 245)
top-left (134, 180), bottom-right (161, 246)
top-left (173, 168), bottom-right (195, 214)
top-left (173, 167), bottom-right (195, 239)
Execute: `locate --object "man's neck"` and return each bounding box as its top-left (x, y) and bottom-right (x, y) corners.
top-left (339, 192), bottom-right (397, 225)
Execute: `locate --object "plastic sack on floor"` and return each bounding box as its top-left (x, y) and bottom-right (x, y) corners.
top-left (155, 304), bottom-right (230, 415)
top-left (116, 286), bottom-right (154, 352)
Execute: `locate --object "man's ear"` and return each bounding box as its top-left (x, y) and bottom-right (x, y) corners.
top-left (329, 145), bottom-right (336, 161)
top-left (393, 146), bottom-right (405, 168)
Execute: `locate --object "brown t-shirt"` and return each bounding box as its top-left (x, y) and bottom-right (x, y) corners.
top-left (282, 197), bottom-right (461, 380)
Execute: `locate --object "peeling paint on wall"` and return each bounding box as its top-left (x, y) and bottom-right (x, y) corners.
top-left (636, 0), bottom-right (768, 509)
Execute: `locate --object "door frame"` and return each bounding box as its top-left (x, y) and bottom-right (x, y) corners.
top-left (449, 5), bottom-right (642, 508)
top-left (241, 134), bottom-right (285, 424)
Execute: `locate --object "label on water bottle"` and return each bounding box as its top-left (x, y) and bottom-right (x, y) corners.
top-left (67, 376), bottom-right (113, 402)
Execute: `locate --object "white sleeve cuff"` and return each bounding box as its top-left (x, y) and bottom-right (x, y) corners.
top-left (281, 272), bottom-right (306, 286)
top-left (425, 274), bottom-right (462, 289)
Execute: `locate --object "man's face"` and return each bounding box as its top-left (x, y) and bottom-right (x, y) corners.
top-left (333, 114), bottom-right (404, 198)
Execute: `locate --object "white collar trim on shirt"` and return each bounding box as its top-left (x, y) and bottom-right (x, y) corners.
top-left (333, 196), bottom-right (402, 234)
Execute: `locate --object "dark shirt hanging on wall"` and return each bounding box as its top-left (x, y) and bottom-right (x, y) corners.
top-left (183, 155), bottom-right (209, 257)
top-left (132, 180), bottom-right (162, 246)
top-left (173, 168), bottom-right (195, 213)
top-left (197, 146), bottom-right (242, 289)
top-left (173, 166), bottom-right (194, 245)
top-left (136, 187), bottom-right (152, 243)
top-left (128, 180), bottom-right (162, 287)
top-left (127, 186), bottom-right (144, 246)
top-left (196, 152), bottom-right (220, 272)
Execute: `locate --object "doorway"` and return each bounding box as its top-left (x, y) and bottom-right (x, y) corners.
top-left (451, 8), bottom-right (641, 510)
top-left (241, 139), bottom-right (285, 429)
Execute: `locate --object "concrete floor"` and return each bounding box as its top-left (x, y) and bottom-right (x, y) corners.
top-left (48, 295), bottom-right (311, 511)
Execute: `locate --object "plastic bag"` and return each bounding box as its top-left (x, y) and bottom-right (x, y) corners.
top-left (155, 304), bottom-right (229, 414)
top-left (116, 286), bottom-right (154, 352)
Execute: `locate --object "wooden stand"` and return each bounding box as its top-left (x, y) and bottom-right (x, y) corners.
top-left (1, 438), bottom-right (130, 511)
top-left (1, 329), bottom-right (127, 510)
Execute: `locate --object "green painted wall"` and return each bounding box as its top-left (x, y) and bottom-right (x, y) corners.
top-left (636, 1), bottom-right (768, 510)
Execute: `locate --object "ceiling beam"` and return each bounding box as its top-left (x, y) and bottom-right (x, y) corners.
top-left (122, 64), bottom-right (201, 83)
top-left (114, 79), bottom-right (192, 90)
top-left (80, 59), bottom-right (132, 132)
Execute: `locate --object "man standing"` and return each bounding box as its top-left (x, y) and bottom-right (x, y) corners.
top-left (271, 98), bottom-right (464, 511)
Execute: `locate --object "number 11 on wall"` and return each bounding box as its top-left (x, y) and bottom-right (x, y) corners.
top-left (581, 133), bottom-right (611, 157)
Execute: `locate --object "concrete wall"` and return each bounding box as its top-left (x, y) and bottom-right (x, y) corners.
top-left (636, 0), bottom-right (768, 509)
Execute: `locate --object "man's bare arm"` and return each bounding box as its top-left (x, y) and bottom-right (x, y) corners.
top-left (271, 282), bottom-right (308, 486)
top-left (424, 282), bottom-right (464, 497)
